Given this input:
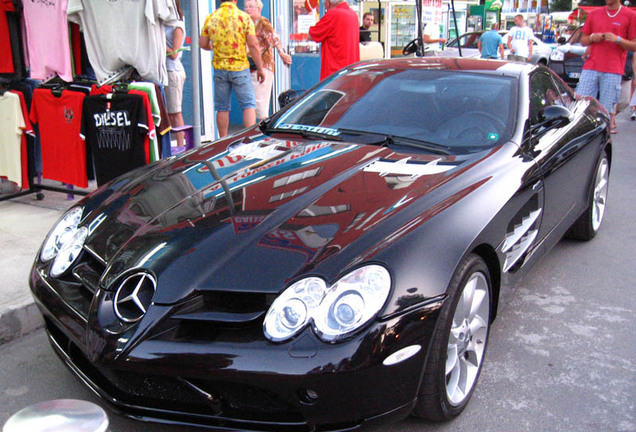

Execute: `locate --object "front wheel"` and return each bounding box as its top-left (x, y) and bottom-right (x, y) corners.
top-left (413, 254), bottom-right (492, 421)
top-left (567, 149), bottom-right (609, 241)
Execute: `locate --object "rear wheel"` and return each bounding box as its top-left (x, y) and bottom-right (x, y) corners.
top-left (567, 150), bottom-right (609, 241)
top-left (413, 254), bottom-right (491, 421)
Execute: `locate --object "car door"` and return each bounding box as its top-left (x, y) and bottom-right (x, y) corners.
top-left (525, 69), bottom-right (605, 246)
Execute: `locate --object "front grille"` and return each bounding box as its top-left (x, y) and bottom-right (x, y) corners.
top-left (549, 61), bottom-right (565, 75)
top-left (47, 315), bottom-right (309, 429)
top-left (169, 291), bottom-right (273, 341)
top-left (564, 56), bottom-right (584, 77)
top-left (45, 246), bottom-right (107, 319)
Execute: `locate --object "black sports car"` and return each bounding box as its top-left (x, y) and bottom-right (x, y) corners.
top-left (30, 58), bottom-right (611, 431)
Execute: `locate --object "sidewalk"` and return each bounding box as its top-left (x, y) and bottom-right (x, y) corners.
top-left (0, 182), bottom-right (86, 344)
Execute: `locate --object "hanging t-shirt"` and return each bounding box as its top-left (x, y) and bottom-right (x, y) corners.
top-left (11, 90), bottom-right (34, 188)
top-left (6, 1), bottom-right (26, 79)
top-left (30, 88), bottom-right (88, 188)
top-left (81, 93), bottom-right (149, 186)
top-left (67, 0), bottom-right (178, 85)
top-left (22, 0), bottom-right (74, 81)
top-left (0, 91), bottom-right (25, 187)
top-left (0, 3), bottom-right (15, 74)
top-left (90, 84), bottom-right (156, 164)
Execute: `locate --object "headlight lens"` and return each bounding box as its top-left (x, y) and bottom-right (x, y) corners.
top-left (550, 50), bottom-right (564, 62)
top-left (40, 207), bottom-right (83, 262)
top-left (264, 277), bottom-right (326, 342)
top-left (264, 265), bottom-right (391, 343)
top-left (50, 226), bottom-right (88, 277)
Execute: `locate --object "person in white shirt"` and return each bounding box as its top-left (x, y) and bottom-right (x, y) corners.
top-left (424, 23), bottom-right (447, 55)
top-left (507, 14), bottom-right (534, 62)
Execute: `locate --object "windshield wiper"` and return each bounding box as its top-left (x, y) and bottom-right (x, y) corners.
top-left (336, 128), bottom-right (451, 155)
top-left (262, 127), bottom-right (343, 141)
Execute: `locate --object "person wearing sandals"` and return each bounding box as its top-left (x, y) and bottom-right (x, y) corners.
top-left (166, 0), bottom-right (186, 147)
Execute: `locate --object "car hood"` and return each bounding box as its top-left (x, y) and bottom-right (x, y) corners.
top-left (79, 131), bottom-right (491, 305)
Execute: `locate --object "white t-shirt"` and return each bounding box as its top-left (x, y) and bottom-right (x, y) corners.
top-left (166, 20), bottom-right (186, 72)
top-left (0, 92), bottom-right (25, 188)
top-left (67, 0), bottom-right (179, 85)
top-left (507, 25), bottom-right (534, 58)
top-left (424, 24), bottom-right (444, 53)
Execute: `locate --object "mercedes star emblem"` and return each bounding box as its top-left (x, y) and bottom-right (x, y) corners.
top-left (113, 272), bottom-right (156, 323)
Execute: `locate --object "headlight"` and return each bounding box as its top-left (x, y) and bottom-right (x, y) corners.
top-left (50, 226), bottom-right (88, 277)
top-left (550, 50), bottom-right (565, 62)
top-left (264, 265), bottom-right (391, 343)
top-left (40, 207), bottom-right (83, 262)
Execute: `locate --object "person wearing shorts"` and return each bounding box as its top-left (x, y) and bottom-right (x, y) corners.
top-left (166, 0), bottom-right (187, 147)
top-left (575, 0), bottom-right (636, 134)
top-left (200, 0), bottom-right (265, 137)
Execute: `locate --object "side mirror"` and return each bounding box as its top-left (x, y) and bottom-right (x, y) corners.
top-left (534, 105), bottom-right (573, 131)
top-left (557, 36), bottom-right (566, 44)
top-left (278, 89), bottom-right (299, 108)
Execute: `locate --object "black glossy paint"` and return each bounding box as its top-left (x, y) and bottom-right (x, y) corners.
top-left (29, 58), bottom-right (611, 431)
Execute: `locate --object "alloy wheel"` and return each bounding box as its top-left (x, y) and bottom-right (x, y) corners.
top-left (591, 157), bottom-right (609, 232)
top-left (445, 271), bottom-right (490, 406)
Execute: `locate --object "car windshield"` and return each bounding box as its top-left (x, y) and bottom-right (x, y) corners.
top-left (270, 68), bottom-right (517, 153)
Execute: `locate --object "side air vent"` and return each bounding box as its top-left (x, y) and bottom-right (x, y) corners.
top-left (502, 208), bottom-right (542, 273)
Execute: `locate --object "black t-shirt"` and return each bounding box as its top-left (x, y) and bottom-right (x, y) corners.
top-left (81, 93), bottom-right (149, 186)
top-left (360, 26), bottom-right (371, 43)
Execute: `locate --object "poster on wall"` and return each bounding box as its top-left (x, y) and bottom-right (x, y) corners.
top-left (422, 0), bottom-right (443, 25)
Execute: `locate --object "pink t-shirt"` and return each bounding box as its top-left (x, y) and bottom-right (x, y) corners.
top-left (582, 6), bottom-right (636, 75)
top-left (22, 0), bottom-right (73, 81)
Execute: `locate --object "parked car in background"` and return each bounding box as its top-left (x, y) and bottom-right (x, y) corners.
top-left (443, 30), bottom-right (553, 64)
top-left (30, 58), bottom-right (611, 432)
top-left (548, 26), bottom-right (586, 86)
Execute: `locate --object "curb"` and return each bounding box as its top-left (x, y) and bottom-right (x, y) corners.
top-left (0, 301), bottom-right (44, 346)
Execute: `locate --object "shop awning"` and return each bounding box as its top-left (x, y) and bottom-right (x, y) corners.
top-left (567, 6), bottom-right (599, 21)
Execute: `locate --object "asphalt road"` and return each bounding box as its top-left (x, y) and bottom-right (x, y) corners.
top-left (1, 114), bottom-right (634, 432)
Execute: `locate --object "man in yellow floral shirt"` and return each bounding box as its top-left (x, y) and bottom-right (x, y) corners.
top-left (200, 0), bottom-right (265, 137)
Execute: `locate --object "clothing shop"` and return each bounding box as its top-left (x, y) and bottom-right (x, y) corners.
top-left (1, 0), bottom-right (465, 200)
top-left (1, 0), bottom-right (191, 202)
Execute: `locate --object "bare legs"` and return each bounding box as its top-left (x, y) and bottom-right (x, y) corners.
top-left (216, 108), bottom-right (256, 138)
top-left (169, 112), bottom-right (185, 147)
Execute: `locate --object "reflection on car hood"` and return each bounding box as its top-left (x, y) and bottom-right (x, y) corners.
top-left (81, 132), bottom-right (491, 304)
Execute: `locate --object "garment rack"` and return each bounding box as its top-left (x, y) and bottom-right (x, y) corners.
top-left (0, 78), bottom-right (91, 203)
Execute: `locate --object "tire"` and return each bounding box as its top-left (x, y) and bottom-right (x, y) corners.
top-left (567, 150), bottom-right (609, 241)
top-left (413, 253), bottom-right (492, 421)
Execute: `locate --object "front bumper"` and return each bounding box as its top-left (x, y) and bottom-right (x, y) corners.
top-left (30, 263), bottom-right (442, 431)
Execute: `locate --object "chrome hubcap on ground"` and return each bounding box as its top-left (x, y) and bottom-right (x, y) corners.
top-left (592, 158), bottom-right (609, 232)
top-left (446, 272), bottom-right (490, 405)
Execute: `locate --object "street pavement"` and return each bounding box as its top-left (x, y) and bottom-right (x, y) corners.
top-left (0, 112), bottom-right (634, 431)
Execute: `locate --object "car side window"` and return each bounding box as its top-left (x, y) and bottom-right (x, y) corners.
top-left (551, 75), bottom-right (575, 108)
top-left (529, 71), bottom-right (565, 124)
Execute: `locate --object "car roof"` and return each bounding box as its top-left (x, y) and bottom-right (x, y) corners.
top-left (351, 57), bottom-right (532, 77)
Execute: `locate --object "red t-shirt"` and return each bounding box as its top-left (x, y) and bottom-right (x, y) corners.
top-left (0, 5), bottom-right (14, 74)
top-left (309, 3), bottom-right (360, 80)
top-left (30, 88), bottom-right (88, 188)
top-left (582, 6), bottom-right (636, 75)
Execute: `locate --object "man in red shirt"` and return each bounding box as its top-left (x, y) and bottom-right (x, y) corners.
top-left (576, 0), bottom-right (636, 133)
top-left (308, 0), bottom-right (360, 80)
